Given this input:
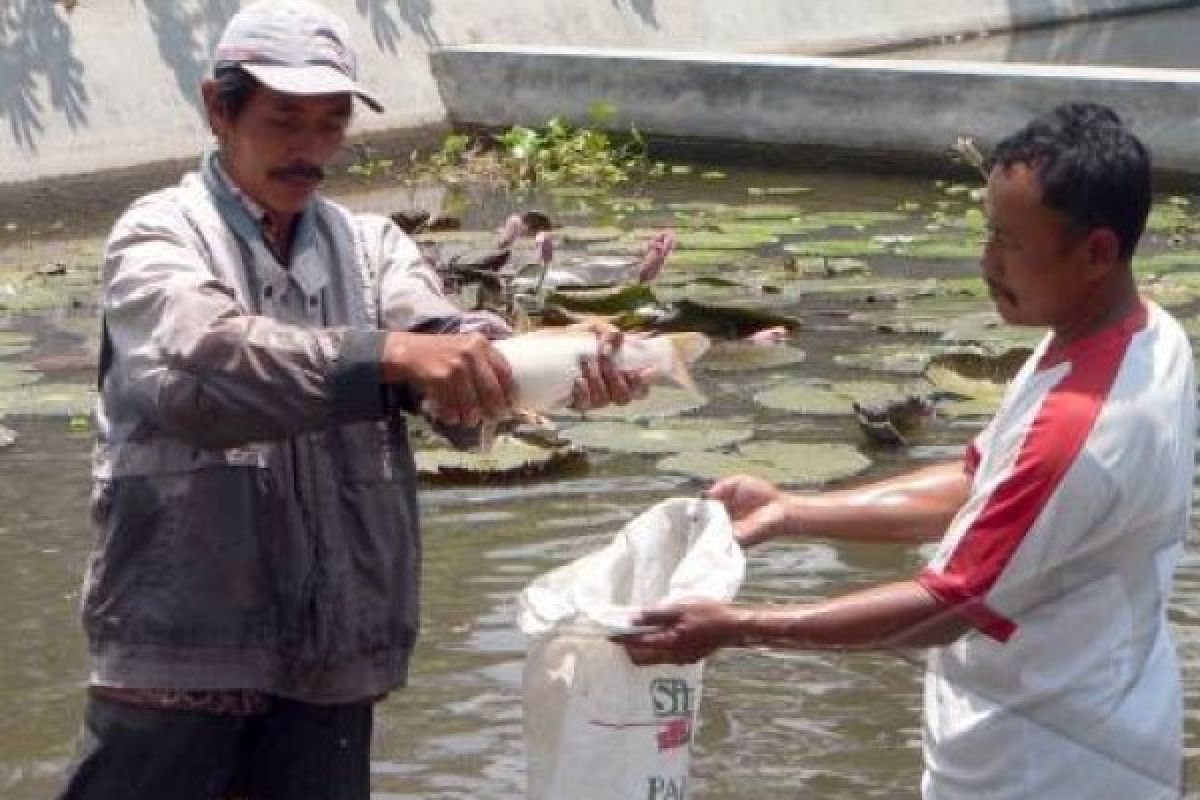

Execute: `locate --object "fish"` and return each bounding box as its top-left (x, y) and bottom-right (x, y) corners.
top-left (493, 331), bottom-right (711, 412)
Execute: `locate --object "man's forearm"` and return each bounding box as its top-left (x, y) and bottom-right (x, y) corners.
top-left (734, 580), bottom-right (969, 650)
top-left (780, 462), bottom-right (971, 544)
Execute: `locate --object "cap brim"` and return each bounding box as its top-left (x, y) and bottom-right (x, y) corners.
top-left (242, 63), bottom-right (383, 113)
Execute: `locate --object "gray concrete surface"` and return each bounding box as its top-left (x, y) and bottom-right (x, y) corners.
top-left (0, 0), bottom-right (1189, 189)
top-left (434, 46), bottom-right (1200, 175)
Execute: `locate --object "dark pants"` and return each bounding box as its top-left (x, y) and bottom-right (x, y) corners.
top-left (55, 694), bottom-right (374, 800)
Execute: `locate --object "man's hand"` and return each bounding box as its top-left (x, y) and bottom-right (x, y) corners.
top-left (705, 475), bottom-right (791, 547)
top-left (381, 332), bottom-right (516, 427)
top-left (616, 599), bottom-right (746, 666)
top-left (563, 320), bottom-right (650, 411)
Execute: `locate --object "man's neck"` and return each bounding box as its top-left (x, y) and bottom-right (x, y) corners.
top-left (1049, 272), bottom-right (1139, 349)
top-left (261, 210), bottom-right (298, 266)
top-left (215, 155), bottom-right (300, 265)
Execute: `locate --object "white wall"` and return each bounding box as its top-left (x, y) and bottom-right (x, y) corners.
top-left (0, 0), bottom-right (1187, 185)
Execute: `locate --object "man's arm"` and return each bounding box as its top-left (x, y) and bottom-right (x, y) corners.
top-left (103, 206), bottom-right (514, 448)
top-left (619, 580), bottom-right (972, 666)
top-left (711, 462), bottom-right (972, 547)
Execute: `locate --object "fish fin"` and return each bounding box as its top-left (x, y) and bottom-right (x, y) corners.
top-left (659, 333), bottom-right (709, 390)
top-left (666, 332), bottom-right (711, 364)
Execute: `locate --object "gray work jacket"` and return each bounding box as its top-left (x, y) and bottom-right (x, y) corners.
top-left (83, 152), bottom-right (481, 703)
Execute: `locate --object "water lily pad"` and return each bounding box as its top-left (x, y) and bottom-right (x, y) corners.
top-left (747, 187), bottom-right (811, 196)
top-left (666, 249), bottom-right (739, 269)
top-left (834, 345), bottom-right (933, 375)
top-left (565, 386), bottom-right (708, 421)
top-left (801, 210), bottom-right (909, 229)
top-left (1146, 203), bottom-right (1196, 233)
top-left (628, 298), bottom-right (800, 338)
top-left (928, 347), bottom-right (1030, 383)
top-left (701, 341), bottom-right (806, 372)
top-left (734, 204), bottom-right (806, 220)
top-left (784, 240), bottom-right (887, 258)
top-left (0, 362), bottom-right (41, 389)
top-left (0, 331), bottom-right (33, 358)
top-left (0, 382), bottom-right (95, 416)
top-left (562, 419), bottom-right (753, 454)
top-left (676, 231), bottom-right (778, 251)
top-left (754, 384), bottom-right (851, 415)
top-left (415, 435), bottom-right (586, 484)
top-left (924, 364), bottom-right (1008, 418)
top-left (666, 202), bottom-right (731, 214)
top-left (549, 187), bottom-right (607, 199)
top-left (557, 226), bottom-right (624, 244)
top-left (892, 237), bottom-right (983, 260)
top-left (937, 311), bottom-right (1044, 349)
top-left (546, 284), bottom-right (657, 314)
top-left (787, 256), bottom-right (870, 278)
top-left (1134, 250), bottom-right (1200, 275)
top-left (657, 442), bottom-right (870, 487)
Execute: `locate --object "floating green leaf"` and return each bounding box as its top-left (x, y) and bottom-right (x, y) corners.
top-left (415, 435), bottom-right (586, 485)
top-left (562, 419), bottom-right (753, 454)
top-left (701, 341), bottom-right (806, 372)
top-left (657, 441), bottom-right (870, 487)
top-left (0, 331), bottom-right (34, 358)
top-left (784, 240), bottom-right (887, 258)
top-left (747, 187), bottom-right (811, 196)
top-left (0, 362), bottom-right (42, 389)
top-left (787, 255), bottom-right (870, 278)
top-left (676, 230), bottom-right (779, 251)
top-left (892, 237), bottom-right (984, 260)
top-left (557, 226), bottom-right (624, 244)
top-left (834, 345), bottom-right (933, 375)
top-left (546, 284), bottom-right (657, 314)
top-left (754, 384), bottom-right (851, 415)
top-left (0, 382), bottom-right (95, 416)
top-left (563, 386), bottom-right (708, 421)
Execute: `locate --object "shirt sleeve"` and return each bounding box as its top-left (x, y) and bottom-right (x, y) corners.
top-left (368, 216), bottom-right (512, 338)
top-left (103, 199), bottom-right (386, 449)
top-left (919, 375), bottom-right (1127, 641)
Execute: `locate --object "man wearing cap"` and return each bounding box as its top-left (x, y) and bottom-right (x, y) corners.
top-left (55, 3), bottom-right (640, 799)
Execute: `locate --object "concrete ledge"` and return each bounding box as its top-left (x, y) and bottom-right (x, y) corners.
top-left (433, 46), bottom-right (1200, 176)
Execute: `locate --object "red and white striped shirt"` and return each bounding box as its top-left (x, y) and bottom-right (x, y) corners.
top-left (918, 300), bottom-right (1193, 800)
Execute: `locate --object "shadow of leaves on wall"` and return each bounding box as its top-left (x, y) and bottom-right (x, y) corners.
top-left (0, 0), bottom-right (88, 152)
top-left (143, 0), bottom-right (239, 116)
top-left (610, 0), bottom-right (660, 28)
top-left (356, 0), bottom-right (439, 52)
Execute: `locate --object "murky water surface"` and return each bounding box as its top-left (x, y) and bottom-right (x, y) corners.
top-left (1, 165), bottom-right (1198, 799)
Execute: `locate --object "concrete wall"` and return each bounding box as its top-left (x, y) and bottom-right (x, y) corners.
top-left (434, 47), bottom-right (1200, 175)
top-left (0, 0), bottom-right (1188, 187)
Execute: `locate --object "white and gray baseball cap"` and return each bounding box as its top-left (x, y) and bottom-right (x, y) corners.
top-left (213, 0), bottom-right (383, 112)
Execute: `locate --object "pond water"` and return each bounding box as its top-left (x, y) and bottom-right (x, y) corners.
top-left (1, 164), bottom-right (1199, 799)
top-left (878, 4), bottom-right (1200, 70)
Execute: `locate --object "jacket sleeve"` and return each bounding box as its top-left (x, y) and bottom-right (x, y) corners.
top-left (103, 201), bottom-right (387, 449)
top-left (367, 215), bottom-right (511, 337)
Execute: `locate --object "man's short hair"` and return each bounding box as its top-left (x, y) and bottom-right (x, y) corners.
top-left (988, 102), bottom-right (1152, 263)
top-left (210, 63), bottom-right (261, 121)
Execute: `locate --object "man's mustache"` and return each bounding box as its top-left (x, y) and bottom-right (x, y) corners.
top-left (269, 162), bottom-right (325, 182)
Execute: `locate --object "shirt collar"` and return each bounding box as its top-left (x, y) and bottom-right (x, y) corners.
top-left (201, 149), bottom-right (329, 298)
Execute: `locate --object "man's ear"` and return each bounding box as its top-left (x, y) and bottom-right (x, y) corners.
top-left (200, 80), bottom-right (226, 138)
top-left (1083, 227), bottom-right (1122, 279)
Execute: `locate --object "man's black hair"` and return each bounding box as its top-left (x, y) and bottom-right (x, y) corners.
top-left (210, 63), bottom-right (260, 121)
top-left (988, 102), bottom-right (1152, 263)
